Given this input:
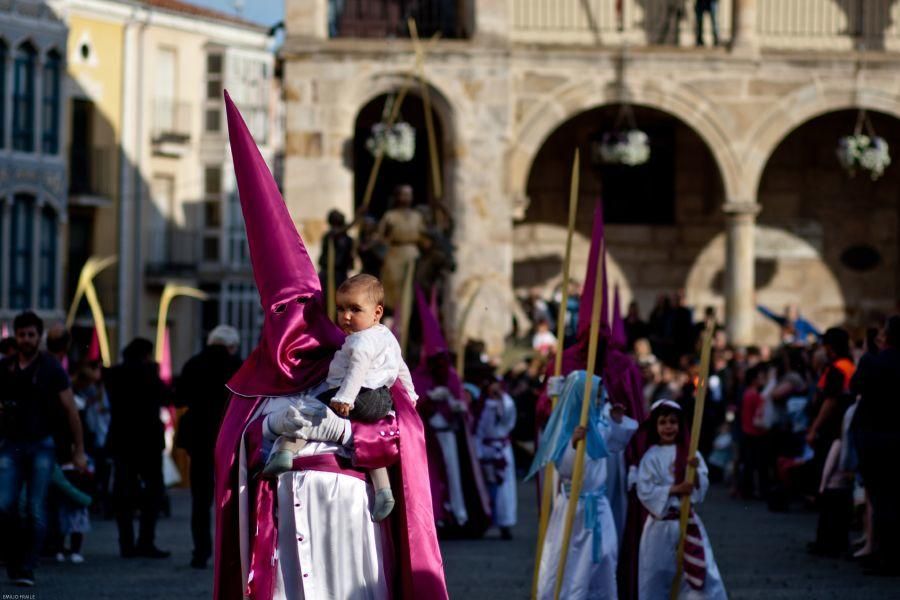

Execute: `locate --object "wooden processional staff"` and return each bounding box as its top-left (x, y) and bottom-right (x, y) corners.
top-left (531, 150), bottom-right (581, 599)
top-left (553, 236), bottom-right (605, 600)
top-left (670, 321), bottom-right (715, 599)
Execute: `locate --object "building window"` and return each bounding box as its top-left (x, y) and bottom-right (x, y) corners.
top-left (42, 50), bottom-right (61, 154)
top-left (13, 43), bottom-right (36, 152)
top-left (227, 188), bottom-right (249, 267)
top-left (10, 194), bottom-right (35, 309)
top-left (0, 42), bottom-right (7, 149)
top-left (203, 166), bottom-right (222, 262)
top-left (154, 47), bottom-right (177, 136)
top-left (38, 206), bottom-right (56, 309)
top-left (205, 52), bottom-right (223, 133)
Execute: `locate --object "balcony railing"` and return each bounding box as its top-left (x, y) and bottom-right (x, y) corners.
top-left (68, 146), bottom-right (116, 201)
top-left (151, 99), bottom-right (192, 146)
top-left (332, 0), bottom-right (468, 39)
top-left (145, 228), bottom-right (200, 276)
top-left (508, 0), bottom-right (900, 51)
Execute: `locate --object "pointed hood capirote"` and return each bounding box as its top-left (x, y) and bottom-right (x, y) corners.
top-left (223, 91), bottom-right (344, 397)
top-left (416, 286), bottom-right (448, 359)
top-left (576, 200), bottom-right (611, 344)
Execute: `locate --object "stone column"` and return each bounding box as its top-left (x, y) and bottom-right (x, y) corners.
top-left (473, 0), bottom-right (510, 44)
top-left (730, 0), bottom-right (759, 54)
top-left (724, 202), bottom-right (758, 346)
top-left (285, 0), bottom-right (328, 39)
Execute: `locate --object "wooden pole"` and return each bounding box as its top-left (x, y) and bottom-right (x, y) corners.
top-left (669, 322), bottom-right (715, 599)
top-left (357, 85), bottom-right (411, 221)
top-left (155, 283), bottom-right (209, 365)
top-left (553, 239), bottom-right (605, 600)
top-left (532, 150), bottom-right (580, 599)
top-left (327, 236), bottom-right (336, 322)
top-left (398, 260), bottom-right (416, 357)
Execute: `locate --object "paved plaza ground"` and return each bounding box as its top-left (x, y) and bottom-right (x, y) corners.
top-left (1, 481), bottom-right (896, 599)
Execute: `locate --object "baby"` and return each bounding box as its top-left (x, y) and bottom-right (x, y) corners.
top-left (262, 274), bottom-right (417, 521)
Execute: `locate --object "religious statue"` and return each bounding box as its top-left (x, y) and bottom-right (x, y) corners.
top-left (376, 184), bottom-right (426, 311)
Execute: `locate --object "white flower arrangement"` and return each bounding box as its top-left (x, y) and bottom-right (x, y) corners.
top-left (837, 133), bottom-right (891, 181)
top-left (366, 122), bottom-right (416, 162)
top-left (597, 129), bottom-right (650, 166)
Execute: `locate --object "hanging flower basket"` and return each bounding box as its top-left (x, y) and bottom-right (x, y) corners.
top-left (596, 129), bottom-right (650, 166)
top-left (837, 134), bottom-right (890, 181)
top-left (837, 110), bottom-right (891, 181)
top-left (366, 122), bottom-right (416, 162)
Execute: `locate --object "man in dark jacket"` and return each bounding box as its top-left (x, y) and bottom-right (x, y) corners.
top-left (104, 338), bottom-right (168, 559)
top-left (0, 312), bottom-right (86, 587)
top-left (854, 316), bottom-right (900, 576)
top-left (175, 325), bottom-right (242, 569)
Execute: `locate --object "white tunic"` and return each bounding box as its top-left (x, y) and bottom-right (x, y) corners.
top-left (238, 395), bottom-right (389, 600)
top-left (476, 393), bottom-right (517, 527)
top-left (636, 445), bottom-right (728, 600)
top-left (325, 324), bottom-right (418, 408)
top-left (428, 392), bottom-right (469, 525)
top-left (537, 415), bottom-right (637, 600)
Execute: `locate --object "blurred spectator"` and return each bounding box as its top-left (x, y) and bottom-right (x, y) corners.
top-left (853, 316), bottom-right (900, 576)
top-left (739, 365), bottom-right (771, 499)
top-left (531, 319), bottom-right (557, 357)
top-left (318, 209), bottom-right (355, 305)
top-left (0, 311), bottom-right (86, 587)
top-left (624, 300), bottom-right (649, 352)
top-left (0, 336), bottom-right (17, 357)
top-left (695, 0), bottom-right (720, 46)
top-left (45, 323), bottom-right (72, 372)
top-left (175, 325), bottom-right (243, 569)
top-left (104, 338), bottom-right (169, 559)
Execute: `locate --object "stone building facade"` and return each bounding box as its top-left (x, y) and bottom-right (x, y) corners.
top-left (0, 1), bottom-right (68, 325)
top-left (61, 0), bottom-right (277, 367)
top-left (283, 0), bottom-right (900, 352)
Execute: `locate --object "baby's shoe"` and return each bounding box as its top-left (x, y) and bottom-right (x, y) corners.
top-left (261, 450), bottom-right (294, 478)
top-left (70, 553), bottom-right (85, 564)
top-left (371, 488), bottom-right (395, 522)
top-left (55, 552), bottom-right (66, 563)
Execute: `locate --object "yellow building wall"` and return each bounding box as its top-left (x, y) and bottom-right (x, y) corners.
top-left (66, 14), bottom-right (125, 338)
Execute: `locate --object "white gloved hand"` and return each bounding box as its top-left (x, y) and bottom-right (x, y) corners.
top-left (265, 405), bottom-right (306, 437)
top-left (547, 375), bottom-right (565, 397)
top-left (428, 386), bottom-right (451, 402)
top-left (290, 403), bottom-right (352, 445)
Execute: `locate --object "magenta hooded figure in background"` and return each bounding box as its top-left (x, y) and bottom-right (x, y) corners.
top-left (533, 200), bottom-right (647, 600)
top-left (213, 91), bottom-right (448, 600)
top-left (411, 286), bottom-right (492, 538)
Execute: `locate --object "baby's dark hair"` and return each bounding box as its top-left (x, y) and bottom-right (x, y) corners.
top-left (645, 401), bottom-right (686, 446)
top-left (337, 274), bottom-right (385, 307)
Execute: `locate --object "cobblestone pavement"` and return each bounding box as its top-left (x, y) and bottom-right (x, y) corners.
top-left (1, 482), bottom-right (896, 599)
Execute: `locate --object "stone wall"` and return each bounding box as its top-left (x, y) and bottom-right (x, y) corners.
top-left (281, 32), bottom-right (900, 352)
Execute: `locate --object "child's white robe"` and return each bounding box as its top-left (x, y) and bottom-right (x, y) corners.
top-left (536, 415), bottom-right (637, 600)
top-left (636, 445), bottom-right (727, 600)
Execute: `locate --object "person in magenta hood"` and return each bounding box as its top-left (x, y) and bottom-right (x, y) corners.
top-left (213, 92), bottom-right (447, 600)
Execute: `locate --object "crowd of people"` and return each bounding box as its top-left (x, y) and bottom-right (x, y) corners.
top-left (2, 93), bottom-right (898, 599)
top-left (0, 312), bottom-right (244, 586)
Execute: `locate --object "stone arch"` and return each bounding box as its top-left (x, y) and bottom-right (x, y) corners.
top-left (342, 71), bottom-right (463, 218)
top-left (510, 78), bottom-right (741, 207)
top-left (343, 71), bottom-right (463, 162)
top-left (744, 82), bottom-right (900, 200)
top-left (750, 107), bottom-right (900, 331)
